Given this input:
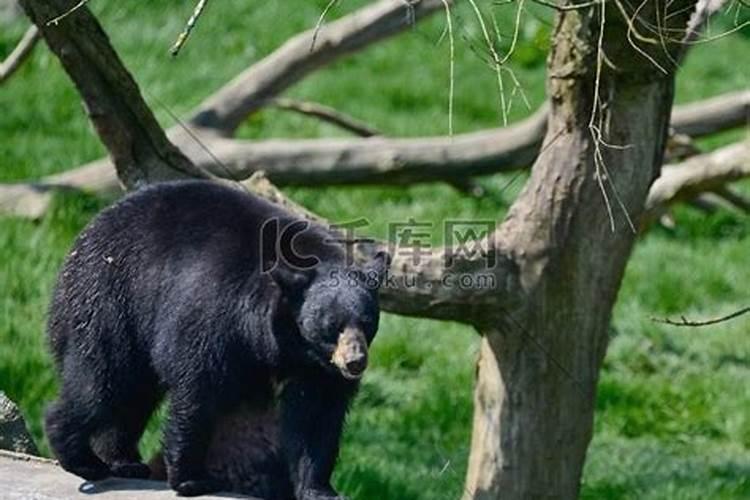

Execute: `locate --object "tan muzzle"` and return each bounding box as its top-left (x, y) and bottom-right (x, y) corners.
top-left (331, 327), bottom-right (368, 380)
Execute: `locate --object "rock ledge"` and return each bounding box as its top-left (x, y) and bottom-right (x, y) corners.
top-left (0, 450), bottom-right (254, 499)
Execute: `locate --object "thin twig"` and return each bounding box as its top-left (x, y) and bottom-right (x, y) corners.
top-left (622, 0), bottom-right (745, 49)
top-left (530, 0), bottom-right (601, 11)
top-left (170, 0), bottom-right (210, 57)
top-left (679, 20), bottom-right (750, 44)
top-left (615, 0), bottom-right (669, 74)
top-left (467, 0), bottom-right (508, 125)
top-left (311, 0), bottom-right (341, 52)
top-left (440, 0), bottom-right (455, 136)
top-left (46, 0), bottom-right (90, 25)
top-left (0, 26), bottom-right (41, 85)
top-left (400, 0), bottom-right (418, 25)
top-left (269, 98), bottom-right (382, 137)
top-left (590, 0), bottom-right (638, 233)
top-left (652, 306), bottom-right (750, 327)
top-left (590, 0), bottom-right (617, 232)
top-left (499, 0), bottom-right (525, 66)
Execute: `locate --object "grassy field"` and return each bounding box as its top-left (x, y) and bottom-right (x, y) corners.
top-left (1, 1), bottom-right (749, 498)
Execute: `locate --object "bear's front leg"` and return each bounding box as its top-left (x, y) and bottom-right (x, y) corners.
top-left (280, 375), bottom-right (358, 500)
top-left (163, 387), bottom-right (225, 497)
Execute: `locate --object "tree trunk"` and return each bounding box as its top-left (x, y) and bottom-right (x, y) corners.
top-left (463, 2), bottom-right (696, 498)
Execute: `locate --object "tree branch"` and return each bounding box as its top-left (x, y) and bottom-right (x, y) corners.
top-left (712, 186), bottom-right (750, 213)
top-left (670, 90), bottom-right (749, 137)
top-left (644, 139), bottom-right (750, 219)
top-left (0, 158), bottom-right (116, 218)
top-left (188, 0), bottom-right (447, 133)
top-left (6, 0), bottom-right (746, 204)
top-left (173, 92), bottom-right (750, 186)
top-left (0, 25), bottom-right (40, 85)
top-left (3, 0), bottom-right (747, 220)
top-left (270, 98), bottom-right (382, 137)
top-left (1, 94), bottom-right (747, 217)
top-left (198, 104), bottom-right (549, 185)
top-left (651, 306), bottom-right (750, 327)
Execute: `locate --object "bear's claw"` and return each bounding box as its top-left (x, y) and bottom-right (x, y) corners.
top-left (174, 479), bottom-right (225, 497)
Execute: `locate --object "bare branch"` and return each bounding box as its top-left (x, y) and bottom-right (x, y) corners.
top-left (170, 0), bottom-right (210, 57)
top-left (192, 89), bottom-right (745, 186)
top-left (269, 98), bottom-right (382, 137)
top-left (311, 0), bottom-right (342, 52)
top-left (644, 139), bottom-right (750, 217)
top-left (712, 186), bottom-right (750, 213)
top-left (242, 171), bottom-right (326, 224)
top-left (652, 306), bottom-right (750, 327)
top-left (665, 132), bottom-right (701, 162)
top-left (0, 91), bottom-right (747, 218)
top-left (688, 192), bottom-right (724, 213)
top-left (197, 104), bottom-right (548, 185)
top-left (8, 124), bottom-right (744, 224)
top-left (0, 25), bottom-right (41, 85)
top-left (0, 158), bottom-right (117, 219)
top-left (191, 92), bottom-right (748, 186)
top-left (670, 90), bottom-right (749, 137)
top-left (188, 0), bottom-right (447, 133)
top-left (45, 0), bottom-right (88, 25)
top-left (8, 0), bottom-right (744, 202)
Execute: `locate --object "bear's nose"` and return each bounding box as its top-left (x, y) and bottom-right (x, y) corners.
top-left (346, 355), bottom-right (367, 376)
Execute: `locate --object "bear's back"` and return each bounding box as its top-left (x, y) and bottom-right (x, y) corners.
top-left (64, 180), bottom-right (342, 281)
top-left (48, 180), bottom-right (344, 360)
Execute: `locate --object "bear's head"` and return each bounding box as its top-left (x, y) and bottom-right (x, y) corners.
top-left (270, 251), bottom-right (390, 380)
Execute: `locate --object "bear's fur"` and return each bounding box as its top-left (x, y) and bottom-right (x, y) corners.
top-left (45, 180), bottom-right (389, 499)
top-left (148, 402), bottom-right (293, 499)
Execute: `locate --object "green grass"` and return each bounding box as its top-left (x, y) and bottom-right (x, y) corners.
top-left (1, 2), bottom-right (749, 499)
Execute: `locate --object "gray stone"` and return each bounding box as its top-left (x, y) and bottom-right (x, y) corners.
top-left (0, 392), bottom-right (39, 456)
top-left (0, 450), bottom-right (256, 499)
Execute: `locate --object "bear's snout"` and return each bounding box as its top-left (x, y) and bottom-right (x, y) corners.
top-left (331, 327), bottom-right (368, 380)
top-left (345, 354), bottom-right (367, 377)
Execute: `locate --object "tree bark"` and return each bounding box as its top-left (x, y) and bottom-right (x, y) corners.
top-left (463, 1), bottom-right (697, 497)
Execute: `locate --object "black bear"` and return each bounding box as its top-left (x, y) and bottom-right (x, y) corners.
top-left (45, 180), bottom-right (389, 499)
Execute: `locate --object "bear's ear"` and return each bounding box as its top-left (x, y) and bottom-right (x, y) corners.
top-left (367, 250), bottom-right (391, 286)
top-left (268, 265), bottom-right (314, 296)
